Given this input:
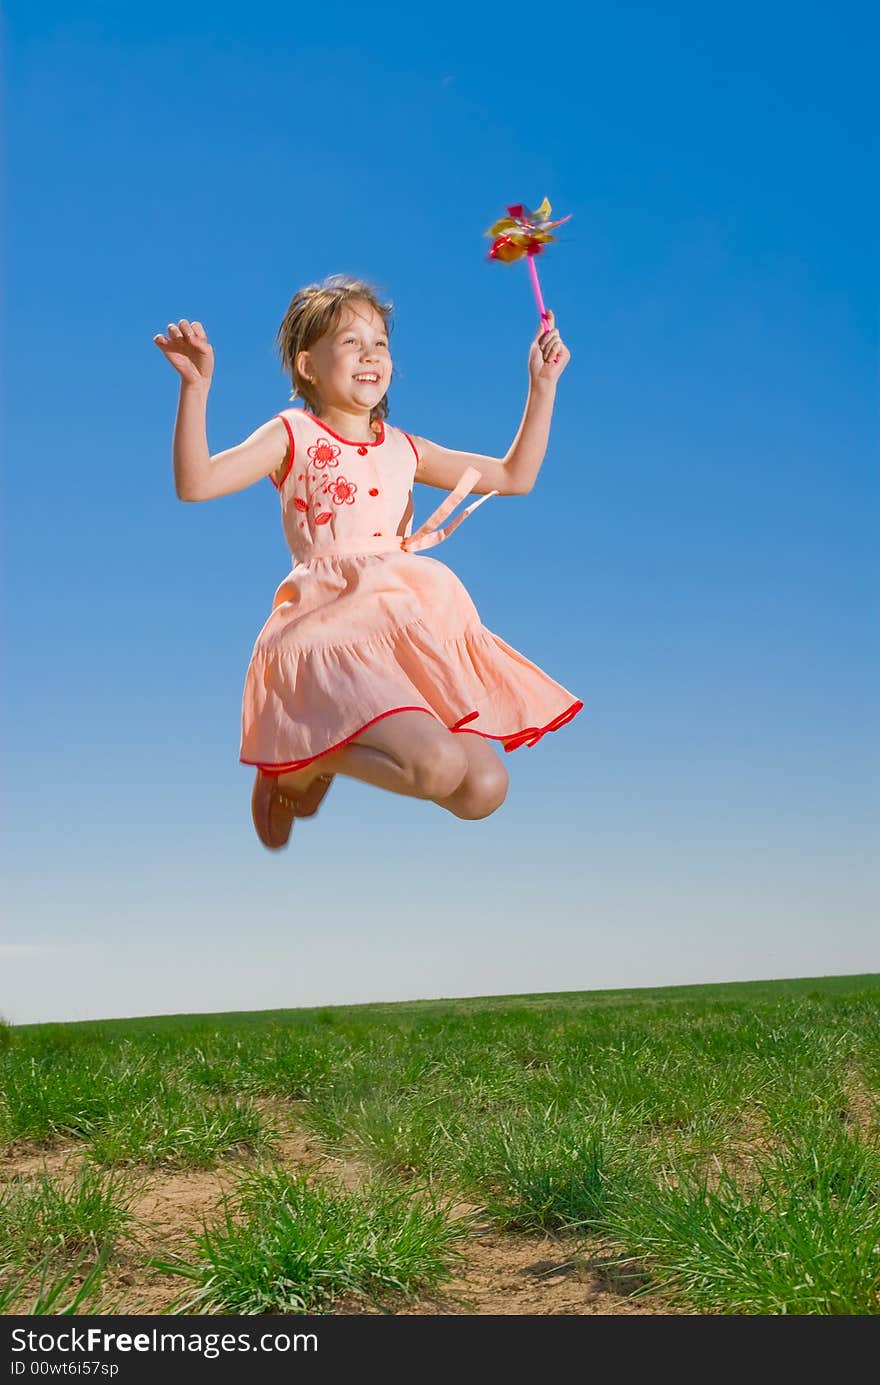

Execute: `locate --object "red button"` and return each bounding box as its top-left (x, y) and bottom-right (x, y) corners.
top-left (357, 446), bottom-right (368, 456)
top-left (369, 488), bottom-right (378, 496)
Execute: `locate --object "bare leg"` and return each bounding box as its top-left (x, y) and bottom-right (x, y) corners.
top-left (433, 732), bottom-right (510, 819)
top-left (275, 711), bottom-right (467, 802)
top-left (276, 710), bottom-right (508, 816)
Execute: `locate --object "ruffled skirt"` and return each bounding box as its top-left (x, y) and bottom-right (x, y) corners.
top-left (239, 551), bottom-right (583, 773)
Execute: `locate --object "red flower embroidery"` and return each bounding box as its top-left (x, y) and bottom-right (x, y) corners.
top-left (357, 446), bottom-right (368, 455)
top-left (294, 497), bottom-right (308, 513)
top-left (326, 476), bottom-right (357, 506)
top-left (307, 438), bottom-right (341, 469)
top-left (369, 488), bottom-right (379, 496)
top-left (315, 511), bottom-right (333, 525)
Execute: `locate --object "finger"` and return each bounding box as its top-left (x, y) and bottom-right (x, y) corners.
top-left (167, 323), bottom-right (183, 338)
top-left (153, 334), bottom-right (169, 346)
top-left (191, 321), bottom-right (206, 337)
top-left (178, 319), bottom-right (193, 336)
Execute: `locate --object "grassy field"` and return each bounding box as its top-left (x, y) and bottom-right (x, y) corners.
top-left (1, 972), bottom-right (879, 1315)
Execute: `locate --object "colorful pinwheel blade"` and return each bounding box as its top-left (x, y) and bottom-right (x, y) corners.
top-left (486, 215), bottom-right (519, 237)
top-left (485, 197), bottom-right (571, 257)
top-left (488, 236), bottom-right (525, 262)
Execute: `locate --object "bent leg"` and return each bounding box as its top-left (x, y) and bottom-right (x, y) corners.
top-left (275, 710), bottom-right (470, 804)
top-left (434, 733), bottom-right (510, 819)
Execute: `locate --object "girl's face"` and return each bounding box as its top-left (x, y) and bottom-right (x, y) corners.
top-left (299, 300), bottom-right (391, 414)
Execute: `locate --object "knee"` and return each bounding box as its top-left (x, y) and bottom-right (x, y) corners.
top-left (409, 742), bottom-right (470, 800)
top-left (450, 761), bottom-right (510, 819)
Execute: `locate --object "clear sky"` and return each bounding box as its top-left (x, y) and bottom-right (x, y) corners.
top-left (2, 2), bottom-right (877, 1025)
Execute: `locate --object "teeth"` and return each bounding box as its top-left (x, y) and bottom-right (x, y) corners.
top-left (354, 374), bottom-right (379, 382)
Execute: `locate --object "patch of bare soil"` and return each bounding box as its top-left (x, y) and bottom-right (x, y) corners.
top-left (0, 1140), bottom-right (87, 1186)
top-left (336, 1217), bottom-right (686, 1316)
top-left (839, 1071), bottom-right (879, 1139)
top-left (1, 1098), bottom-right (678, 1316)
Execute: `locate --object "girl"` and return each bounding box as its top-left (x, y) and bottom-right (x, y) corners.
top-left (153, 274), bottom-right (584, 851)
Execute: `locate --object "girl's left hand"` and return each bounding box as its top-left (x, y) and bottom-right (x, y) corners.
top-left (528, 309), bottom-right (570, 386)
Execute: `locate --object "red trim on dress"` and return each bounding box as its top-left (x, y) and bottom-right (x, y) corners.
top-left (301, 411), bottom-right (386, 448)
top-left (241, 699), bottom-right (585, 775)
top-left (401, 431), bottom-right (420, 465)
top-left (269, 414), bottom-right (295, 489)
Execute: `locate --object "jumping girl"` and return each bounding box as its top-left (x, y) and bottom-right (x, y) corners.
top-left (153, 274), bottom-right (583, 850)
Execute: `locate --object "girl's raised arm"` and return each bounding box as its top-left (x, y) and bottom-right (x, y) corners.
top-left (175, 404), bottom-right (290, 502)
top-left (154, 318), bottom-right (289, 501)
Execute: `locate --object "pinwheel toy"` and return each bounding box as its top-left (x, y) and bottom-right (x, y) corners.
top-left (486, 197), bottom-right (571, 338)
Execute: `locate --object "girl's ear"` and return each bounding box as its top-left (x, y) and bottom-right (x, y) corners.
top-left (295, 349), bottom-right (312, 382)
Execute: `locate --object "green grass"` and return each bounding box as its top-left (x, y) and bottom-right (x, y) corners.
top-left (602, 1117), bottom-right (880, 1314)
top-left (0, 1240), bottom-right (124, 1315)
top-left (83, 1084), bottom-right (272, 1168)
top-left (1, 1050), bottom-right (126, 1143)
top-left (0, 1046), bottom-right (277, 1169)
top-left (3, 973), bottom-right (879, 1315)
top-left (0, 1163), bottom-right (144, 1262)
top-left (454, 1100), bottom-right (639, 1231)
top-left (149, 1168), bottom-right (470, 1315)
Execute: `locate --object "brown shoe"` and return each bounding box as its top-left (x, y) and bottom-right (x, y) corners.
top-left (251, 769), bottom-right (334, 850)
top-left (290, 772), bottom-right (334, 819)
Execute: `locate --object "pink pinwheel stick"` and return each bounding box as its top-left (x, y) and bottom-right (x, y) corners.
top-left (526, 250), bottom-right (549, 328)
top-left (526, 249), bottom-right (559, 362)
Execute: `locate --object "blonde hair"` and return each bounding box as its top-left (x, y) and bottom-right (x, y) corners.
top-left (274, 274), bottom-right (394, 432)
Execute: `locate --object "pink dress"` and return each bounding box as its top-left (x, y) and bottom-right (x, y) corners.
top-left (239, 408), bottom-right (584, 774)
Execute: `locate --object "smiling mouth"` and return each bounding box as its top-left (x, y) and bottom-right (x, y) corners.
top-left (353, 373), bottom-right (381, 384)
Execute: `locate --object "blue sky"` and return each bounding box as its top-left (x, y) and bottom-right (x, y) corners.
top-left (2, 1), bottom-right (877, 1025)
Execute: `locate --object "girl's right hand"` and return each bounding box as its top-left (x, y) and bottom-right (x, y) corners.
top-left (153, 318), bottom-right (214, 389)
